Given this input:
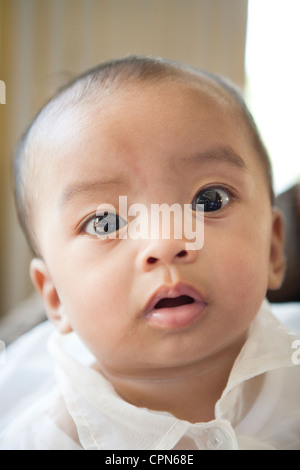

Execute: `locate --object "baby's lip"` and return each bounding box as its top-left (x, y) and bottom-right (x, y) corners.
top-left (143, 282), bottom-right (207, 316)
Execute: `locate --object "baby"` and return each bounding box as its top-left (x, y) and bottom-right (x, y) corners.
top-left (2, 55), bottom-right (300, 450)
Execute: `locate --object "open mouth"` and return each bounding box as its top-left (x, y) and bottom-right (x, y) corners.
top-left (154, 295), bottom-right (195, 309)
top-left (144, 283), bottom-right (207, 329)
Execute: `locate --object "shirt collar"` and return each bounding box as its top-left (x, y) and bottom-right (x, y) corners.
top-left (48, 300), bottom-right (297, 450)
top-left (222, 299), bottom-right (296, 394)
top-left (215, 299), bottom-right (297, 422)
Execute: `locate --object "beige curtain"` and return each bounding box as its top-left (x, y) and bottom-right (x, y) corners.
top-left (0, 0), bottom-right (248, 317)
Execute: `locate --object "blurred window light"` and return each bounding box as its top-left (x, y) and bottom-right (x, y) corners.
top-left (245, 0), bottom-right (300, 195)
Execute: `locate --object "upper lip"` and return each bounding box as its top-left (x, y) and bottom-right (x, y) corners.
top-left (144, 282), bottom-right (207, 315)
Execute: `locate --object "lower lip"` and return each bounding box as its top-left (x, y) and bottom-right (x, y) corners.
top-left (145, 302), bottom-right (207, 330)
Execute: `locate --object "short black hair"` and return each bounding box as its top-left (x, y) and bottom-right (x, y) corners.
top-left (13, 54), bottom-right (274, 256)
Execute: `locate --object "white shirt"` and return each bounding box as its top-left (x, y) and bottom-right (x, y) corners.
top-left (1, 300), bottom-right (300, 450)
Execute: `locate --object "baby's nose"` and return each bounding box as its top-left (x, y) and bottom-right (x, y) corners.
top-left (135, 239), bottom-right (197, 272)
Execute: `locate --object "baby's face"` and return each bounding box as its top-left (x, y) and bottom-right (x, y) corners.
top-left (31, 78), bottom-right (284, 379)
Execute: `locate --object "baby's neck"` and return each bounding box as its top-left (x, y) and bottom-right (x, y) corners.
top-left (97, 332), bottom-right (246, 423)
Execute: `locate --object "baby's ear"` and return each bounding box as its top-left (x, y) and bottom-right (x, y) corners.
top-left (30, 258), bottom-right (73, 334)
top-left (268, 208), bottom-right (286, 290)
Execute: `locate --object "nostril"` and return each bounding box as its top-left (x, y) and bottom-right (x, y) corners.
top-left (147, 251), bottom-right (187, 265)
top-left (147, 256), bottom-right (158, 264)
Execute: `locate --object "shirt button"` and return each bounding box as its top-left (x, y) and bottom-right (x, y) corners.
top-left (207, 428), bottom-right (229, 450)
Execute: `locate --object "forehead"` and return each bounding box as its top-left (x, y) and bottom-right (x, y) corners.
top-left (34, 76), bottom-right (244, 163)
top-left (30, 77), bottom-right (257, 207)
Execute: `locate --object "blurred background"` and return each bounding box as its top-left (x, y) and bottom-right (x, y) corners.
top-left (0, 0), bottom-right (299, 341)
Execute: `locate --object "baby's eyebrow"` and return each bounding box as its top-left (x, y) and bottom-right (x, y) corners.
top-left (58, 178), bottom-right (122, 209)
top-left (183, 147), bottom-right (248, 171)
top-left (58, 148), bottom-right (247, 209)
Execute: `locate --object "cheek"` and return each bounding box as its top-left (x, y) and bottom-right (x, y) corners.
top-left (51, 246), bottom-right (134, 353)
top-left (204, 213), bottom-right (272, 304)
top-left (216, 245), bottom-right (267, 303)
top-left (193, 216), bottom-right (272, 350)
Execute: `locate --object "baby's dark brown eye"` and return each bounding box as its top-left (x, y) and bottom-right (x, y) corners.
top-left (83, 212), bottom-right (127, 238)
top-left (192, 188), bottom-right (230, 212)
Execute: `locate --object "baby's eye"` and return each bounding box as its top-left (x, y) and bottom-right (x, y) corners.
top-left (192, 187), bottom-right (231, 212)
top-left (83, 211), bottom-right (127, 238)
